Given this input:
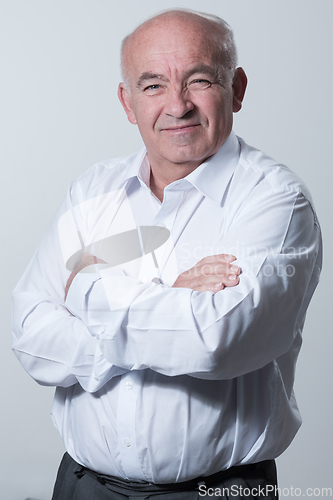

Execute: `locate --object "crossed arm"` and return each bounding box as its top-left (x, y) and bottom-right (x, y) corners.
top-left (64, 252), bottom-right (241, 300)
top-left (12, 182), bottom-right (321, 391)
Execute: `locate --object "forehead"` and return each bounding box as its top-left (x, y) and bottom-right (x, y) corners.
top-left (126, 17), bottom-right (217, 81)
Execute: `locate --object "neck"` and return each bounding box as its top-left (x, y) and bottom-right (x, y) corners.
top-left (149, 173), bottom-right (165, 202)
top-left (149, 159), bottom-right (201, 202)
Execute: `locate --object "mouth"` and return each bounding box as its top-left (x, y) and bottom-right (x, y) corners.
top-left (162, 124), bottom-right (201, 134)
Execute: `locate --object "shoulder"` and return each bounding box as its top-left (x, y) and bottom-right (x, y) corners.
top-left (230, 137), bottom-right (317, 214)
top-left (219, 137), bottom-right (321, 232)
top-left (237, 137), bottom-right (313, 201)
top-left (68, 149), bottom-right (146, 205)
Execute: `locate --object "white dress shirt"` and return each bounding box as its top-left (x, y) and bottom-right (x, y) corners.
top-left (12, 132), bottom-right (322, 483)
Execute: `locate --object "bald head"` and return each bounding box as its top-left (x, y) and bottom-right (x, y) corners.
top-left (121, 9), bottom-right (238, 91)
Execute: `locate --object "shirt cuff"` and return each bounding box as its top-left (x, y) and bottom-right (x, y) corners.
top-left (65, 264), bottom-right (126, 319)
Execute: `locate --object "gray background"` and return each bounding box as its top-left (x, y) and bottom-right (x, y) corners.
top-left (1, 0), bottom-right (331, 499)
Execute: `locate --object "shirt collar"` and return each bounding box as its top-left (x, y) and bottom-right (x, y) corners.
top-left (184, 131), bottom-right (240, 205)
top-left (112, 147), bottom-right (148, 190)
top-left (117, 131), bottom-right (240, 205)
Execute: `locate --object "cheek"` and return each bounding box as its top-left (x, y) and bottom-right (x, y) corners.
top-left (194, 93), bottom-right (226, 121)
top-left (135, 101), bottom-right (162, 131)
top-left (207, 99), bottom-right (233, 131)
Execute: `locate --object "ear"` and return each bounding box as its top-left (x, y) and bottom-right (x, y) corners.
top-left (232, 67), bottom-right (248, 113)
top-left (118, 83), bottom-right (137, 125)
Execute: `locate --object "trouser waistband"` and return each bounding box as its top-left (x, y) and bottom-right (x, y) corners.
top-left (77, 459), bottom-right (276, 495)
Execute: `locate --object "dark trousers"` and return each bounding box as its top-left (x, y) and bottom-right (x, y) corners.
top-left (51, 452), bottom-right (278, 500)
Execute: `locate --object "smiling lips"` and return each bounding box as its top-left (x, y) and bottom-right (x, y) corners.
top-left (161, 124), bottom-right (201, 133)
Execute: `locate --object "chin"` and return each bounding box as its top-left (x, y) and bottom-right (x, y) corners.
top-left (166, 155), bottom-right (202, 167)
top-left (164, 147), bottom-right (209, 166)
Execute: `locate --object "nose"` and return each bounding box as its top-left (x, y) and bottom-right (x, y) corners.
top-left (164, 87), bottom-right (194, 119)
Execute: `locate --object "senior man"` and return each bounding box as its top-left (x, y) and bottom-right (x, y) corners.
top-left (12, 9), bottom-right (322, 500)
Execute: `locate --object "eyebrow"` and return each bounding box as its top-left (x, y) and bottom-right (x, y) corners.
top-left (136, 65), bottom-right (218, 89)
top-left (183, 64), bottom-right (217, 81)
top-left (136, 72), bottom-right (167, 89)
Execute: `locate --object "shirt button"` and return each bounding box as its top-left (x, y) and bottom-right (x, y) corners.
top-left (126, 382), bottom-right (133, 390)
top-left (124, 438), bottom-right (131, 447)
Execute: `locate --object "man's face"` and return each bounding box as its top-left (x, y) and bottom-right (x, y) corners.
top-left (118, 17), bottom-right (245, 173)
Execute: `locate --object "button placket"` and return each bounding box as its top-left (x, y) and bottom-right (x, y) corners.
top-left (117, 372), bottom-right (145, 479)
top-left (153, 191), bottom-right (184, 274)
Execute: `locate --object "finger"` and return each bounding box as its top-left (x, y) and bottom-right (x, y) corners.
top-left (81, 253), bottom-right (105, 266)
top-left (64, 254), bottom-right (104, 301)
top-left (199, 262), bottom-right (241, 277)
top-left (216, 263), bottom-right (241, 276)
top-left (222, 274), bottom-right (240, 287)
top-left (199, 254), bottom-right (236, 265)
top-left (191, 283), bottom-right (225, 292)
top-left (193, 275), bottom-right (240, 292)
top-left (64, 272), bottom-right (76, 300)
top-left (229, 265), bottom-right (241, 276)
top-left (218, 253), bottom-right (236, 263)
top-left (190, 274), bottom-right (230, 289)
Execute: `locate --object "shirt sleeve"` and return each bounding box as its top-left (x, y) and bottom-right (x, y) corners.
top-left (11, 184), bottom-right (128, 393)
top-left (66, 189), bottom-right (322, 380)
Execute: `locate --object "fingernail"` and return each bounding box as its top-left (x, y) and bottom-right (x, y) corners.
top-left (225, 255), bottom-right (234, 262)
top-left (215, 282), bottom-right (223, 287)
top-left (228, 275), bottom-right (237, 281)
top-left (230, 265), bottom-right (239, 272)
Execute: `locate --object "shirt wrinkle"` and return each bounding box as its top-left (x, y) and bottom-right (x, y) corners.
top-left (12, 132), bottom-right (322, 482)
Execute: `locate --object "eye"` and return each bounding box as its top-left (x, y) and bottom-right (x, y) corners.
top-left (188, 79), bottom-right (212, 90)
top-left (142, 84), bottom-right (165, 95)
top-left (144, 84), bottom-right (161, 91)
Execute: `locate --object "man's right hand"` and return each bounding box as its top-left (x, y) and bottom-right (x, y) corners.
top-left (64, 253), bottom-right (106, 301)
top-left (172, 254), bottom-right (240, 292)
